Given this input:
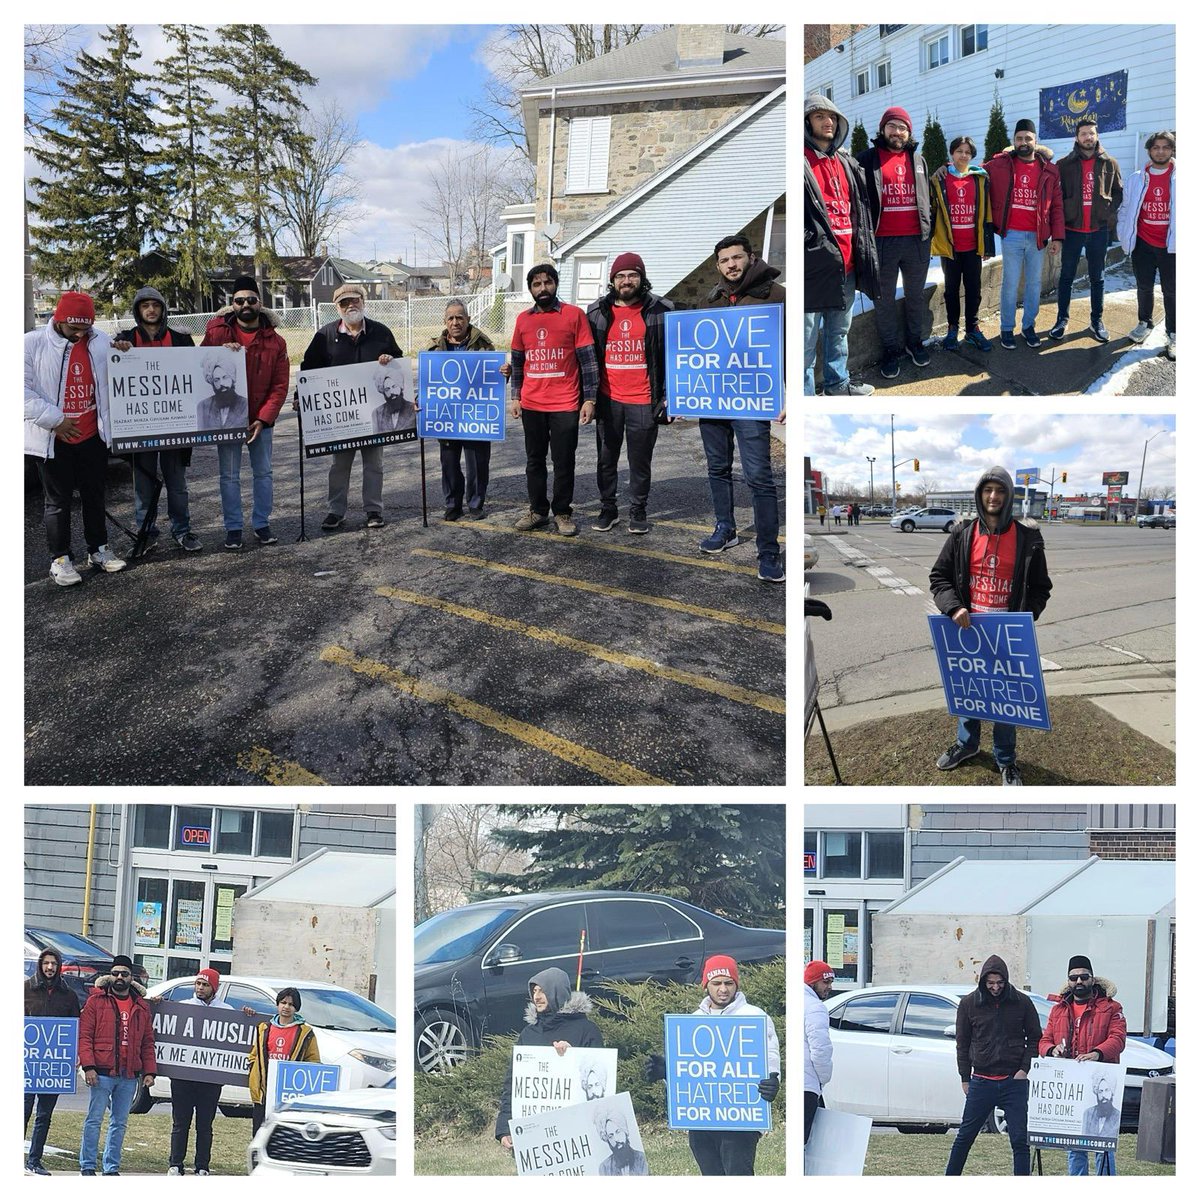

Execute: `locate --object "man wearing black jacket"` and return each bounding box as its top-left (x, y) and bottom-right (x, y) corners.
top-left (586, 252), bottom-right (673, 534)
top-left (25, 948), bottom-right (81, 1174)
top-left (929, 466), bottom-right (1052, 786)
top-left (946, 954), bottom-right (1043, 1176)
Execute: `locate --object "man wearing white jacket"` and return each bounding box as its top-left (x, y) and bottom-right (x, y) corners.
top-left (24, 292), bottom-right (126, 585)
top-left (805, 959), bottom-right (835, 1145)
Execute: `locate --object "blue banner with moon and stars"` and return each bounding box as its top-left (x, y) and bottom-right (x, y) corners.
top-left (1039, 71), bottom-right (1127, 140)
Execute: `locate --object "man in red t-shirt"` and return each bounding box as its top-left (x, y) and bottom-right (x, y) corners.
top-left (509, 263), bottom-right (598, 536)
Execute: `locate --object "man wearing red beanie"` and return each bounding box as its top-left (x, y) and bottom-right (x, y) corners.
top-left (804, 960), bottom-right (835, 1146)
top-left (24, 291), bottom-right (127, 585)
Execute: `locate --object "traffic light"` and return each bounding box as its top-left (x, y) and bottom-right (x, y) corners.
top-left (913, 459), bottom-right (920, 472)
top-left (1061, 471), bottom-right (1067, 483)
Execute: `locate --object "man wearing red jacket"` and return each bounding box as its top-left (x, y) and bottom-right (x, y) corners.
top-left (984, 120), bottom-right (1064, 349)
top-left (1038, 953), bottom-right (1127, 1176)
top-left (78, 955), bottom-right (157, 1176)
top-left (200, 275), bottom-right (290, 550)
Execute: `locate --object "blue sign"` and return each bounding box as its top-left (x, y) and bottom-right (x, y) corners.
top-left (1015, 467), bottom-right (1039, 486)
top-left (272, 1061), bottom-right (342, 1111)
top-left (663, 1014), bottom-right (771, 1131)
top-left (25, 1017), bottom-right (79, 1094)
top-left (927, 611), bottom-right (1051, 731)
top-left (417, 351), bottom-right (507, 441)
top-left (665, 305), bottom-right (783, 420)
top-left (1039, 71), bottom-right (1127, 140)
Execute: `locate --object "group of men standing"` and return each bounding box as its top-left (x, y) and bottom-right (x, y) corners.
top-left (804, 94), bottom-right (1177, 393)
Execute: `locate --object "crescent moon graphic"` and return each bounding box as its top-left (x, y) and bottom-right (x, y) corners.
top-left (1067, 89), bottom-right (1089, 114)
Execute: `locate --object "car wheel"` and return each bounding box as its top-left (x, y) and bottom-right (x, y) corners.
top-left (416, 1007), bottom-right (472, 1073)
top-left (944, 521), bottom-right (954, 533)
top-left (901, 520), bottom-right (915, 533)
top-left (128, 1079), bottom-right (155, 1114)
top-left (984, 1106), bottom-right (1008, 1134)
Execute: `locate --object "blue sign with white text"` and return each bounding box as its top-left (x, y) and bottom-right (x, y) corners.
top-left (664, 1013), bottom-right (771, 1131)
top-left (1039, 71), bottom-right (1127, 140)
top-left (417, 351), bottom-right (507, 441)
top-left (665, 305), bottom-right (783, 420)
top-left (272, 1061), bottom-right (342, 1110)
top-left (928, 611), bottom-right (1051, 731)
top-left (25, 1017), bottom-right (79, 1094)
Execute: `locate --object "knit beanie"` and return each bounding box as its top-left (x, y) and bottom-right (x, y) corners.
top-left (805, 960), bottom-right (836, 986)
top-left (55, 292), bottom-right (95, 325)
top-left (880, 106), bottom-right (913, 132)
top-left (197, 968), bottom-right (220, 990)
top-left (701, 955), bottom-right (739, 987)
top-left (232, 274), bottom-right (260, 296)
top-left (609, 252), bottom-right (646, 281)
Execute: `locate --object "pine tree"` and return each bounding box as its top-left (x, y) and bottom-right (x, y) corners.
top-left (28, 25), bottom-right (166, 309)
top-left (985, 89), bottom-right (1010, 162)
top-left (922, 112), bottom-right (948, 171)
top-left (850, 119), bottom-right (869, 156)
top-left (472, 805), bottom-right (785, 927)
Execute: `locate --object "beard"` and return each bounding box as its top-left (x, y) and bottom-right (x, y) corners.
top-left (534, 292), bottom-right (556, 309)
top-left (1016, 144), bottom-right (1035, 158)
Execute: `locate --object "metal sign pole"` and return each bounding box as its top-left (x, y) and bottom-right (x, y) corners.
top-left (296, 414), bottom-right (308, 542)
top-left (419, 437), bottom-right (428, 527)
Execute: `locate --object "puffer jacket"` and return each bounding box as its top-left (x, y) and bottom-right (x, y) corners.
top-left (24, 948), bottom-right (82, 1019)
top-left (24, 319), bottom-right (113, 460)
top-left (930, 164), bottom-right (995, 259)
top-left (79, 975), bottom-right (156, 1078)
top-left (695, 989), bottom-right (781, 1076)
top-left (1057, 146), bottom-right (1123, 232)
top-left (200, 311), bottom-right (290, 425)
top-left (1038, 976), bottom-right (1127, 1062)
top-left (804, 982), bottom-right (832, 1094)
top-left (984, 145), bottom-right (1065, 248)
top-left (1117, 162), bottom-right (1177, 254)
top-left (954, 954), bottom-right (1043, 1082)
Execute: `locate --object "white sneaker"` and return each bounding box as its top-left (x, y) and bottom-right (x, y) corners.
top-left (87, 544), bottom-right (126, 573)
top-left (1128, 321), bottom-right (1151, 344)
top-left (1167, 333), bottom-right (1176, 361)
top-left (50, 555), bottom-right (82, 586)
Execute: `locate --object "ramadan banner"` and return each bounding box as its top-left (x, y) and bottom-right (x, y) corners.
top-left (1039, 71), bottom-right (1127, 140)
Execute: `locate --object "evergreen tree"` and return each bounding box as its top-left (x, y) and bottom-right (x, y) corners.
top-left (850, 118), bottom-right (869, 156)
top-left (922, 112), bottom-right (948, 171)
top-left (985, 89), bottom-right (1010, 162)
top-left (28, 25), bottom-right (165, 308)
top-left (472, 805), bottom-right (786, 927)
top-left (205, 24), bottom-right (317, 282)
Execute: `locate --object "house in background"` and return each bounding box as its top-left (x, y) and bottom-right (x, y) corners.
top-left (503, 24), bottom-right (785, 307)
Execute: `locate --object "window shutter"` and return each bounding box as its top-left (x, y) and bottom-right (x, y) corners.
top-left (566, 117), bottom-right (611, 193)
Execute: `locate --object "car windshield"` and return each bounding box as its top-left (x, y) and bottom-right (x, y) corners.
top-left (27, 928), bottom-right (111, 958)
top-left (265, 988), bottom-right (395, 1032)
top-left (415, 904), bottom-right (520, 964)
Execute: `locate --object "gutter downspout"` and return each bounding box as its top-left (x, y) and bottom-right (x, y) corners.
top-left (545, 87), bottom-right (557, 259)
top-left (82, 804), bottom-right (97, 937)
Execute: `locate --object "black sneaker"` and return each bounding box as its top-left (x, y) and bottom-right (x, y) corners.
top-left (628, 513), bottom-right (650, 535)
top-left (880, 351), bottom-right (901, 379)
top-left (174, 531), bottom-right (202, 552)
top-left (936, 742), bottom-right (979, 770)
top-left (1000, 331), bottom-right (1017, 350)
top-left (26, 1163), bottom-right (49, 1176)
top-left (463, 506), bottom-right (486, 520)
top-left (253, 526), bottom-right (278, 545)
top-left (906, 342), bottom-right (930, 367)
top-left (1000, 763), bottom-right (1024, 786)
top-left (443, 507), bottom-right (463, 522)
top-left (320, 513), bottom-right (345, 531)
top-left (1048, 318), bottom-right (1068, 340)
top-left (1022, 326), bottom-right (1041, 348)
top-left (80, 1170), bottom-right (96, 1176)
top-left (365, 512), bottom-right (386, 528)
top-left (223, 530), bottom-right (243, 552)
top-left (592, 510), bottom-right (619, 531)
top-left (1090, 319), bottom-right (1110, 343)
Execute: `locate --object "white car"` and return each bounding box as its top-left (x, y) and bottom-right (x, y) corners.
top-left (248, 1077), bottom-right (396, 1175)
top-left (890, 507), bottom-right (959, 533)
top-left (133, 975), bottom-right (397, 1115)
top-left (822, 984), bottom-right (1174, 1132)
top-left (804, 533), bottom-right (819, 571)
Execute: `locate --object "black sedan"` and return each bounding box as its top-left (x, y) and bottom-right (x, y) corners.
top-left (415, 889), bottom-right (785, 1072)
top-left (24, 926), bottom-right (150, 1003)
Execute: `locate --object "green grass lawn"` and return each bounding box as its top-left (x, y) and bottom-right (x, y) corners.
top-left (415, 1123), bottom-right (785, 1176)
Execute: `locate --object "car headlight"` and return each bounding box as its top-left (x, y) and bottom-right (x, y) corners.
top-left (349, 1049), bottom-right (397, 1073)
top-left (379, 1124), bottom-right (397, 1141)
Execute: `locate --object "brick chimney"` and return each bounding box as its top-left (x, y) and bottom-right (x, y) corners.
top-left (675, 25), bottom-right (726, 70)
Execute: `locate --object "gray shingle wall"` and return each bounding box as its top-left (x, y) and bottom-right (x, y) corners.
top-left (298, 807), bottom-right (396, 857)
top-left (911, 812), bottom-right (1089, 885)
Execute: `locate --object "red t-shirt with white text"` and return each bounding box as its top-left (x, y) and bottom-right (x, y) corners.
top-left (1137, 164), bottom-right (1173, 248)
top-left (969, 523), bottom-right (1018, 613)
top-left (876, 148), bottom-right (921, 237)
top-left (805, 146), bottom-right (854, 273)
top-left (946, 175), bottom-right (978, 252)
top-left (115, 994), bottom-right (134, 1066)
top-left (512, 304), bottom-right (593, 411)
top-left (267, 1023), bottom-right (301, 1060)
top-left (63, 338), bottom-right (99, 440)
top-left (1068, 156), bottom-right (1096, 233)
top-left (603, 304), bottom-right (651, 404)
top-left (1008, 157), bottom-right (1042, 233)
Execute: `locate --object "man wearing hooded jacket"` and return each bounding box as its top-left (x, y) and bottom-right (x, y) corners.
top-left (495, 967), bottom-right (605, 1149)
top-left (946, 954), bottom-right (1042, 1176)
top-left (24, 948), bottom-right (81, 1174)
top-left (929, 466), bottom-right (1053, 786)
top-left (1039, 953), bottom-right (1127, 1175)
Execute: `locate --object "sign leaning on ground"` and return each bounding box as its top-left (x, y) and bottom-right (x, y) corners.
top-left (417, 351), bottom-right (507, 441)
top-left (108, 346), bottom-right (248, 451)
top-left (927, 611), bottom-right (1052, 732)
top-left (267, 1059), bottom-right (342, 1115)
top-left (663, 1013), bottom-right (772, 1131)
top-left (510, 1046), bottom-right (619, 1120)
top-left (296, 359), bottom-right (419, 458)
top-left (510, 1092), bottom-right (649, 1176)
top-left (24, 1017), bottom-right (78, 1093)
top-left (1028, 1058), bottom-right (1127, 1152)
top-left (665, 305), bottom-right (783, 420)
top-left (149, 1000), bottom-right (259, 1087)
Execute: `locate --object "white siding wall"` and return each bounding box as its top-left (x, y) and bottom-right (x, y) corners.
top-left (804, 24), bottom-right (1174, 178)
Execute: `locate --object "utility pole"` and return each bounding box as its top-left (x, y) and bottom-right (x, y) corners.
top-left (866, 456), bottom-right (876, 506)
top-left (1135, 428), bottom-right (1169, 522)
top-left (890, 416), bottom-right (896, 510)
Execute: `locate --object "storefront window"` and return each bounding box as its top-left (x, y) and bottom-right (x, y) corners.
top-left (176, 806), bottom-right (214, 853)
top-left (866, 831), bottom-right (904, 879)
top-left (217, 808), bottom-right (254, 856)
top-left (804, 831), bottom-right (818, 876)
top-left (171, 880), bottom-right (205, 949)
top-left (133, 806), bottom-right (171, 849)
top-left (134, 878), bottom-right (167, 949)
top-left (823, 908), bottom-right (860, 983)
top-left (210, 883), bottom-right (247, 954)
top-left (258, 809), bottom-right (295, 858)
top-left (823, 832), bottom-right (863, 878)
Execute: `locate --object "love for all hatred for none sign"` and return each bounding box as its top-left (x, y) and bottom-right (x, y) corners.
top-left (665, 305), bottom-right (783, 420)
top-left (417, 351), bottom-right (507, 441)
top-left (510, 1046), bottom-right (619, 1121)
top-left (108, 346), bottom-right (248, 451)
top-left (296, 359), bottom-right (419, 458)
top-left (1027, 1058), bottom-right (1127, 1152)
top-left (25, 1017), bottom-right (79, 1093)
top-left (150, 1000), bottom-right (260, 1087)
top-left (267, 1059), bottom-right (343, 1115)
top-left (664, 1013), bottom-right (772, 1131)
top-left (510, 1092), bottom-right (649, 1176)
top-left (927, 611), bottom-right (1052, 731)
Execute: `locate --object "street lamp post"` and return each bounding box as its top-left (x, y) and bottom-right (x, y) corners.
top-left (865, 456), bottom-right (876, 506)
top-left (1134, 428), bottom-right (1169, 522)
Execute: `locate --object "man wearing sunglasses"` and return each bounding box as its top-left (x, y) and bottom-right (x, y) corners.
top-left (78, 955), bottom-right (157, 1176)
top-left (1039, 954), bottom-right (1127, 1175)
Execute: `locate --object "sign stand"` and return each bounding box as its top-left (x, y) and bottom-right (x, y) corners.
top-left (296, 416), bottom-right (308, 542)
top-left (128, 451), bottom-right (163, 557)
top-left (419, 438), bottom-right (428, 527)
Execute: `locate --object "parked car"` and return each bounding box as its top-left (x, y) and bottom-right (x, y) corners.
top-left (890, 507), bottom-right (960, 533)
top-left (863, 505), bottom-right (893, 518)
top-left (1145, 513), bottom-right (1176, 529)
top-left (132, 975), bottom-right (396, 1116)
top-left (805, 534), bottom-right (819, 571)
top-left (248, 1076), bottom-right (396, 1175)
top-left (24, 927), bottom-right (150, 1004)
top-left (415, 890), bottom-right (786, 1072)
top-left (822, 984), bottom-right (1175, 1133)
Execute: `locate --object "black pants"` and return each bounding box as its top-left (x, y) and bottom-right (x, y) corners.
top-left (439, 439), bottom-right (492, 512)
top-left (170, 1078), bottom-right (222, 1170)
top-left (804, 1090), bottom-right (825, 1145)
top-left (24, 1093), bottom-right (59, 1165)
top-left (251, 1101), bottom-right (267, 1136)
top-left (36, 433), bottom-right (109, 558)
top-left (941, 252), bottom-right (983, 331)
top-left (595, 397), bottom-right (658, 516)
top-left (1132, 237), bottom-right (1176, 334)
top-left (687, 1129), bottom-right (762, 1175)
top-left (521, 408), bottom-right (580, 516)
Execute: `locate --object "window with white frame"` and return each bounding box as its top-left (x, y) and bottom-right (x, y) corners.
top-left (961, 24), bottom-right (988, 57)
top-left (924, 31), bottom-right (950, 71)
top-left (854, 68), bottom-right (870, 97)
top-left (876, 60), bottom-right (892, 89)
top-left (564, 116), bottom-right (611, 194)
top-left (820, 84), bottom-right (834, 100)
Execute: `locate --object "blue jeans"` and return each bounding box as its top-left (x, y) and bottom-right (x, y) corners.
top-left (874, 235), bottom-right (931, 352)
top-left (80, 1073), bottom-right (139, 1174)
top-left (804, 270), bottom-right (857, 393)
top-left (1056, 228), bottom-right (1109, 323)
top-left (1068, 1149), bottom-right (1117, 1175)
top-left (698, 419), bottom-right (779, 559)
top-left (133, 449), bottom-right (192, 537)
top-left (1000, 229), bottom-right (1045, 333)
top-left (957, 716), bottom-right (1017, 767)
top-left (945, 1075), bottom-right (1030, 1176)
top-left (217, 425), bottom-right (274, 531)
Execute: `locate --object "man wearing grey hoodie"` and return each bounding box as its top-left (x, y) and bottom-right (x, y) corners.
top-left (929, 466), bottom-right (1053, 785)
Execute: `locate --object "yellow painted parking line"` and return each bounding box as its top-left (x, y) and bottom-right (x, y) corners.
top-left (236, 746), bottom-right (328, 786)
top-left (374, 586), bottom-right (785, 715)
top-left (320, 645), bottom-right (669, 786)
top-left (653, 518), bottom-right (787, 543)
top-left (410, 548), bottom-right (786, 636)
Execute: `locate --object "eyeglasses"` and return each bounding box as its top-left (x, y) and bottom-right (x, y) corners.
top-left (231, 296), bottom-right (259, 306)
top-left (111, 970), bottom-right (132, 978)
top-left (1068, 973), bottom-right (1092, 982)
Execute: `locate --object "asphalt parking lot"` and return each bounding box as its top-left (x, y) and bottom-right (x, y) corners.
top-left (25, 413), bottom-right (785, 786)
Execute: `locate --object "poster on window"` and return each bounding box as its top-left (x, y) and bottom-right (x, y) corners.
top-left (135, 901), bottom-right (163, 946)
top-left (175, 899), bottom-right (203, 948)
top-left (215, 888), bottom-right (236, 942)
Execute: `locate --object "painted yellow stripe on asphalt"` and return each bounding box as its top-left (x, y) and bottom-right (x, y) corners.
top-left (374, 586), bottom-right (785, 715)
top-left (236, 746), bottom-right (328, 786)
top-left (410, 548), bottom-right (786, 636)
top-left (652, 518), bottom-right (787, 543)
top-left (319, 645), bottom-right (669, 786)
